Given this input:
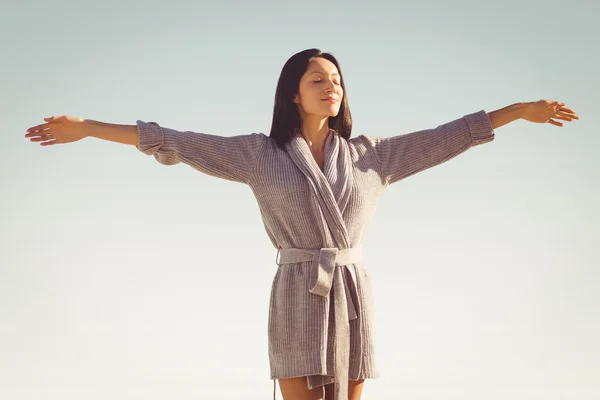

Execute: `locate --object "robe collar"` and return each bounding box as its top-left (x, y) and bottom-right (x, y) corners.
top-left (286, 128), bottom-right (354, 249)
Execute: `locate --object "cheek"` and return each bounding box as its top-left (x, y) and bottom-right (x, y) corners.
top-left (299, 88), bottom-right (320, 107)
top-left (302, 85), bottom-right (319, 99)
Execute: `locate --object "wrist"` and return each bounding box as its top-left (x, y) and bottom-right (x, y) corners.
top-left (83, 119), bottom-right (138, 145)
top-left (516, 102), bottom-right (531, 119)
top-left (488, 102), bottom-right (529, 129)
top-left (83, 119), bottom-right (101, 138)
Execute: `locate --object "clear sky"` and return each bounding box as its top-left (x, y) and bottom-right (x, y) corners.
top-left (2, 0), bottom-right (599, 399)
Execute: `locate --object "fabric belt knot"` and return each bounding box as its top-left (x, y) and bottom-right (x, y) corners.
top-left (277, 246), bottom-right (362, 320)
top-left (275, 246), bottom-right (363, 400)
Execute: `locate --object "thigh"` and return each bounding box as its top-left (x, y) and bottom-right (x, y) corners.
top-left (278, 377), bottom-right (324, 400)
top-left (324, 379), bottom-right (365, 400)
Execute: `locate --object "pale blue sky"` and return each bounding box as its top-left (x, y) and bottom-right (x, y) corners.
top-left (2, 0), bottom-right (599, 399)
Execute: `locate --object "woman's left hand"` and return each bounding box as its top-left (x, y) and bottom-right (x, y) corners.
top-left (522, 100), bottom-right (580, 126)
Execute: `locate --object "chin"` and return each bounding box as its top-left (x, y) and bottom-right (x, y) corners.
top-left (324, 106), bottom-right (341, 117)
top-left (308, 106), bottom-right (340, 118)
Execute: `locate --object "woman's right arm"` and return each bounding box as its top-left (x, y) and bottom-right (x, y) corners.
top-left (26, 115), bottom-right (138, 146)
top-left (134, 120), bottom-right (267, 184)
top-left (86, 119), bottom-right (138, 146)
top-left (26, 115), bottom-right (267, 184)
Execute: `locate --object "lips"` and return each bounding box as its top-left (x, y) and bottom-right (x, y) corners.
top-left (322, 97), bottom-right (338, 103)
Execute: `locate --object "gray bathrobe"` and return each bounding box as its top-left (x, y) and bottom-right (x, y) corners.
top-left (135, 110), bottom-right (495, 400)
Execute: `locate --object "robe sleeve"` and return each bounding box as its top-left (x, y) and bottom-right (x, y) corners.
top-left (362, 110), bottom-right (495, 186)
top-left (135, 120), bottom-right (267, 184)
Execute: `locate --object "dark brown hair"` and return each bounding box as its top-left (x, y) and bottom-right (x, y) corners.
top-left (269, 48), bottom-right (352, 151)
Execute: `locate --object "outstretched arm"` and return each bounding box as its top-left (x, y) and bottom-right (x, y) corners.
top-left (87, 119), bottom-right (138, 145)
top-left (487, 102), bottom-right (528, 129)
top-left (133, 120), bottom-right (266, 184)
top-left (362, 109), bottom-right (495, 186)
top-left (362, 100), bottom-right (579, 186)
top-left (490, 100), bottom-right (579, 128)
top-left (25, 116), bottom-right (267, 185)
top-left (25, 116), bottom-right (137, 146)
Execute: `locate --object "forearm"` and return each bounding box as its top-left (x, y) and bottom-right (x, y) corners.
top-left (487, 102), bottom-right (529, 129)
top-left (85, 119), bottom-right (138, 146)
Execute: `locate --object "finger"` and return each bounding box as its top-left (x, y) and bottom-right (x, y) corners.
top-left (553, 115), bottom-right (573, 121)
top-left (26, 127), bottom-right (51, 136)
top-left (556, 109), bottom-right (579, 118)
top-left (557, 112), bottom-right (579, 120)
top-left (26, 130), bottom-right (52, 139)
top-left (27, 123), bottom-right (49, 133)
top-left (557, 108), bottom-right (577, 116)
top-left (30, 134), bottom-right (53, 142)
top-left (547, 119), bottom-right (563, 127)
top-left (41, 139), bottom-right (57, 146)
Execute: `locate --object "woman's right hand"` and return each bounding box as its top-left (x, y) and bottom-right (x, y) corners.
top-left (25, 115), bottom-right (88, 146)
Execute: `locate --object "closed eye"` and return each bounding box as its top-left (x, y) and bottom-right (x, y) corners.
top-left (314, 80), bottom-right (340, 85)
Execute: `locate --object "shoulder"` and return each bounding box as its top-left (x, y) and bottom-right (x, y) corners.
top-left (348, 134), bottom-right (378, 151)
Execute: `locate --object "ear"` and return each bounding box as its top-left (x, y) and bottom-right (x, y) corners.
top-left (293, 94), bottom-right (299, 104)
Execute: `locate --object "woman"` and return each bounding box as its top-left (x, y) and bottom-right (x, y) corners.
top-left (25, 48), bottom-right (579, 400)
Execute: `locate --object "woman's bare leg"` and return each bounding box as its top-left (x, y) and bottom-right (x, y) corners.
top-left (278, 377), bottom-right (366, 400)
top-left (324, 379), bottom-right (365, 400)
top-left (278, 377), bottom-right (324, 400)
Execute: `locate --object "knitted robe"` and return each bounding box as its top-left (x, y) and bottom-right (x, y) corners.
top-left (135, 109), bottom-right (495, 400)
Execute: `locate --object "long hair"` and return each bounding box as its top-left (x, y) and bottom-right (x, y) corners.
top-left (269, 48), bottom-right (352, 151)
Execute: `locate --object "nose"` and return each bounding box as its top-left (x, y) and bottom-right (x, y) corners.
top-left (325, 79), bottom-right (336, 92)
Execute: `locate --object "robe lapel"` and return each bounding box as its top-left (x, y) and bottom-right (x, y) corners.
top-left (286, 128), bottom-right (362, 400)
top-left (322, 130), bottom-right (353, 218)
top-left (287, 128), bottom-right (354, 248)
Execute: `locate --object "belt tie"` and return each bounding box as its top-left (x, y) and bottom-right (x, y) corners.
top-left (274, 246), bottom-right (363, 400)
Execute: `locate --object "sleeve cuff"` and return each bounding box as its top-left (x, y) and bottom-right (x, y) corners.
top-left (136, 120), bottom-right (164, 152)
top-left (464, 110), bottom-right (495, 146)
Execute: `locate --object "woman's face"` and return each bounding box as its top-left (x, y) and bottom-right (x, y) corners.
top-left (293, 57), bottom-right (343, 120)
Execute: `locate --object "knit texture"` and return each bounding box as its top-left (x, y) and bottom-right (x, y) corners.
top-left (136, 110), bottom-right (495, 400)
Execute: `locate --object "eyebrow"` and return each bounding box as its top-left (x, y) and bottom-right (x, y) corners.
top-left (308, 71), bottom-right (340, 76)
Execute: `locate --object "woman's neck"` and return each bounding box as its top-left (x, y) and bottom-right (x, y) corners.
top-left (300, 116), bottom-right (330, 153)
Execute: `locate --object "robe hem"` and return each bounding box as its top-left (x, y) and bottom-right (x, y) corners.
top-left (270, 372), bottom-right (380, 382)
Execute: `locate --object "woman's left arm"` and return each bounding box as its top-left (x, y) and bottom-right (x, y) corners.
top-left (362, 100), bottom-right (580, 186)
top-left (489, 100), bottom-right (580, 129)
